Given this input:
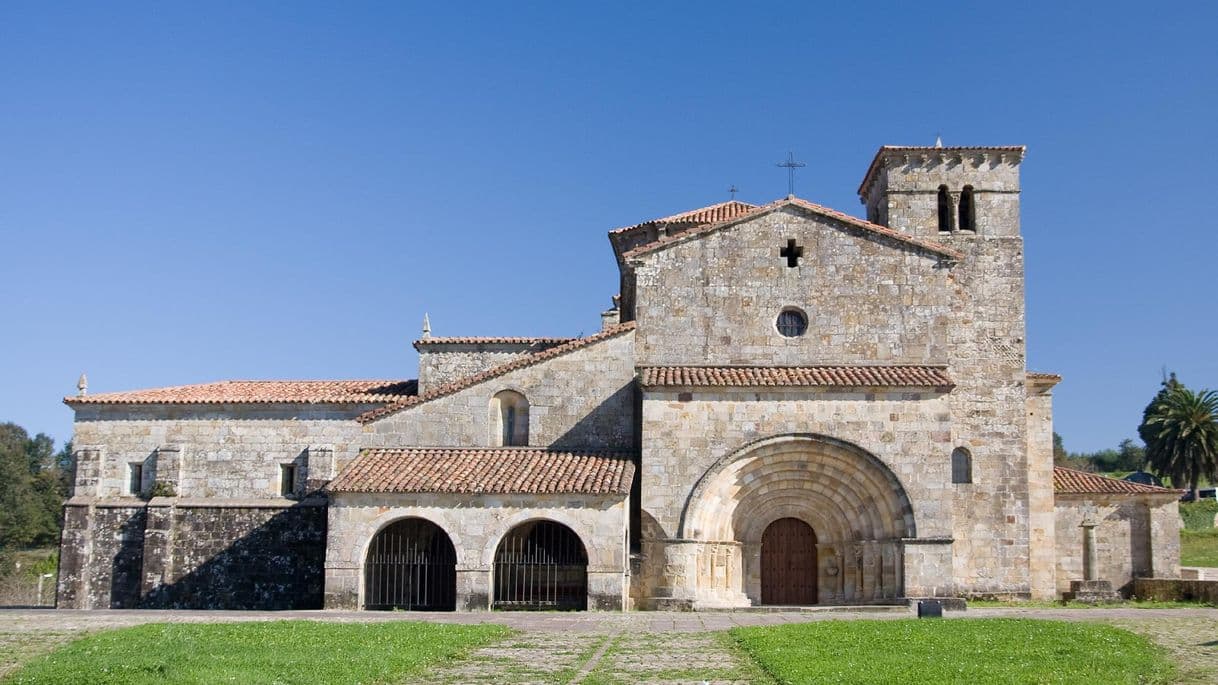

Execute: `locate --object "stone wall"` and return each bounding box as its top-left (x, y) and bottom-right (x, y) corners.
top-left (366, 332), bottom-right (636, 455)
top-left (635, 390), bottom-right (958, 606)
top-left (861, 149), bottom-right (1022, 239)
top-left (57, 502), bottom-right (146, 609)
top-left (416, 340), bottom-right (568, 394)
top-left (58, 497), bottom-right (325, 609)
top-left (71, 404), bottom-right (368, 499)
top-left (1133, 577), bottom-right (1218, 603)
top-left (1055, 494), bottom-right (1181, 596)
top-left (325, 492), bottom-right (629, 611)
top-left (630, 208), bottom-right (954, 368)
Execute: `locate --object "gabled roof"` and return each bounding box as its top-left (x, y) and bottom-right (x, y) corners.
top-left (64, 380), bottom-right (417, 406)
top-left (620, 196), bottom-right (963, 262)
top-left (327, 447), bottom-right (635, 495)
top-left (610, 200), bottom-right (759, 235)
top-left (1053, 466), bottom-right (1181, 496)
top-left (358, 322), bottom-right (636, 424)
top-left (639, 365), bottom-right (953, 390)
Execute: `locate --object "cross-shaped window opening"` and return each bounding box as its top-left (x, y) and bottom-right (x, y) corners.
top-left (780, 239), bottom-right (803, 267)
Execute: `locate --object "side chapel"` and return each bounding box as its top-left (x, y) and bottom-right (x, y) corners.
top-left (57, 144), bottom-right (1182, 611)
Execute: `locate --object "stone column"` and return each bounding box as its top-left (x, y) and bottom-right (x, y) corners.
top-left (457, 568), bottom-right (491, 611)
top-left (1081, 518), bottom-right (1098, 581)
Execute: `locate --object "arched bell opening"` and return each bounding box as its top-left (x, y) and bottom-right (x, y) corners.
top-left (363, 517), bottom-right (456, 611)
top-left (492, 519), bottom-right (588, 611)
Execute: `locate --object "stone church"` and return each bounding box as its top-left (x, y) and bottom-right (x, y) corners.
top-left (57, 144), bottom-right (1182, 612)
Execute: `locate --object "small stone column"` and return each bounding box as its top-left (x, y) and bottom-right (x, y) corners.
top-left (1081, 518), bottom-right (1098, 581)
top-left (1067, 514), bottom-right (1119, 602)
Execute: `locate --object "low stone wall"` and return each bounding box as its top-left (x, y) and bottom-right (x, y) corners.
top-left (1133, 577), bottom-right (1218, 604)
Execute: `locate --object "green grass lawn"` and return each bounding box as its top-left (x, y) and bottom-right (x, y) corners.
top-left (731, 618), bottom-right (1175, 685)
top-left (2, 620), bottom-right (510, 685)
top-left (1181, 528), bottom-right (1218, 567)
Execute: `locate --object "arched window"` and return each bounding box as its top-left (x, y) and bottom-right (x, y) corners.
top-left (951, 447), bottom-right (972, 484)
top-left (490, 390), bottom-right (529, 447)
top-left (937, 185), bottom-right (952, 233)
top-left (958, 185), bottom-right (976, 232)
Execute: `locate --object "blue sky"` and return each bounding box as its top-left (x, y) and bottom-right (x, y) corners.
top-left (1, 2), bottom-right (1215, 453)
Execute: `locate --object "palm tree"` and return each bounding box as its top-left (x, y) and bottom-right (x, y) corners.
top-left (1141, 385), bottom-right (1218, 500)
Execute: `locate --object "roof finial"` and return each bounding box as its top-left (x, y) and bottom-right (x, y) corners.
top-left (934, 134), bottom-right (943, 148)
top-left (422, 313), bottom-right (431, 340)
top-left (77, 372), bottom-right (88, 397)
top-left (728, 184), bottom-right (738, 200)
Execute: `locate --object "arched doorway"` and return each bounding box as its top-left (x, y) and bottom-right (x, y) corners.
top-left (493, 520), bottom-right (587, 611)
top-left (761, 518), bottom-right (818, 605)
top-left (680, 434), bottom-right (915, 606)
top-left (364, 518), bottom-right (456, 611)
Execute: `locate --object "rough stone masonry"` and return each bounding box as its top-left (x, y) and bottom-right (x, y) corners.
top-left (58, 144), bottom-right (1181, 612)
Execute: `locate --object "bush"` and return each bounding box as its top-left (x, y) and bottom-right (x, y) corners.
top-left (1181, 500), bottom-right (1218, 531)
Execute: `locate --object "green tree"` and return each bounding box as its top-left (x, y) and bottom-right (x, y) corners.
top-left (1140, 383), bottom-right (1218, 499)
top-left (1116, 438), bottom-right (1147, 472)
top-left (1053, 432), bottom-right (1068, 464)
top-left (0, 423), bottom-right (69, 550)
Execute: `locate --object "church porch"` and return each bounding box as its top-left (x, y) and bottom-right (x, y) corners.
top-left (322, 447), bottom-right (635, 612)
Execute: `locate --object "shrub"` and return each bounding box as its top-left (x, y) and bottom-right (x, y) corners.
top-left (1181, 500), bottom-right (1218, 531)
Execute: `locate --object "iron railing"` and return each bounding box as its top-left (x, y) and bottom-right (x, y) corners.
top-left (493, 520), bottom-right (587, 611)
top-left (364, 518), bottom-right (456, 611)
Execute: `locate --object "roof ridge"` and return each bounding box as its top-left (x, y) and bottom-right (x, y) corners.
top-left (621, 197), bottom-right (962, 262)
top-left (358, 322), bottom-right (637, 423)
top-left (1053, 465), bottom-right (1180, 495)
top-left (65, 378), bottom-right (417, 406)
top-left (413, 335), bottom-right (577, 349)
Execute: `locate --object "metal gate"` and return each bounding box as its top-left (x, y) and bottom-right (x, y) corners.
top-left (493, 520), bottom-right (587, 611)
top-left (364, 518), bottom-right (456, 611)
top-left (761, 517), bottom-right (818, 605)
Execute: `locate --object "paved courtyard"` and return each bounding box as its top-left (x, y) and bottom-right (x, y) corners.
top-left (3, 607), bottom-right (1217, 683)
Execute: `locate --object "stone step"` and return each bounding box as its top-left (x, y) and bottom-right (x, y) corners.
top-left (692, 603), bottom-right (910, 614)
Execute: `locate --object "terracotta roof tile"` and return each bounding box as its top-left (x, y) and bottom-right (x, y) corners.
top-left (358, 322), bottom-right (636, 423)
top-left (327, 447), bottom-right (635, 495)
top-left (1053, 466), bottom-right (1180, 495)
top-left (639, 365), bottom-right (953, 389)
top-left (414, 336), bottom-right (575, 347)
top-left (64, 380), bottom-right (417, 406)
top-left (620, 197), bottom-right (962, 262)
top-left (610, 200), bottom-right (758, 235)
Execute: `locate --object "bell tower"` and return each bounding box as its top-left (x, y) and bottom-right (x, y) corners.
top-left (857, 145), bottom-right (1025, 239)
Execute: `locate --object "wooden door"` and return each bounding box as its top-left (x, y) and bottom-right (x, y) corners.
top-left (761, 518), bottom-right (818, 605)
